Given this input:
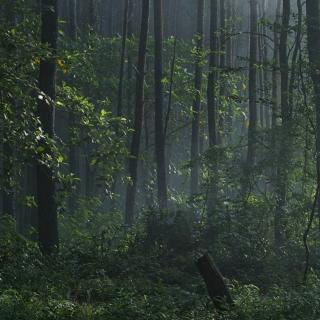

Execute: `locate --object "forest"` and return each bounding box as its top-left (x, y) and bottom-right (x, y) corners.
top-left (2, 0), bottom-right (320, 319)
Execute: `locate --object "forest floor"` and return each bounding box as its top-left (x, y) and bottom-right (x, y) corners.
top-left (1, 215), bottom-right (320, 320)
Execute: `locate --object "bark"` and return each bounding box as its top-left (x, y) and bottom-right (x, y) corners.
top-left (306, 0), bottom-right (320, 219)
top-left (190, 0), bottom-right (204, 196)
top-left (206, 0), bottom-right (218, 225)
top-left (218, 0), bottom-right (226, 145)
top-left (154, 0), bottom-right (168, 209)
top-left (258, 3), bottom-right (265, 128)
top-left (275, 0), bottom-right (290, 248)
top-left (118, 0), bottom-right (129, 118)
top-left (68, 0), bottom-right (79, 213)
top-left (245, 0), bottom-right (258, 186)
top-left (271, 0), bottom-right (281, 134)
top-left (68, 0), bottom-right (77, 39)
top-left (262, 0), bottom-right (270, 129)
top-left (89, 0), bottom-right (96, 29)
top-left (125, 0), bottom-right (150, 226)
top-left (109, 0), bottom-right (114, 36)
top-left (288, 0), bottom-right (302, 115)
top-left (154, 0), bottom-right (168, 210)
top-left (164, 0), bottom-right (178, 136)
top-left (196, 253), bottom-right (233, 309)
top-left (37, 0), bottom-right (59, 254)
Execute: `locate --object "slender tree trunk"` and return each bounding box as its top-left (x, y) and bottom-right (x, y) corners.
top-left (127, 0), bottom-right (134, 116)
top-left (107, 0), bottom-right (114, 36)
top-left (68, 0), bottom-right (77, 39)
top-left (258, 3), bottom-right (265, 128)
top-left (218, 0), bottom-right (226, 145)
top-left (164, 0), bottom-right (178, 137)
top-left (226, 0), bottom-right (232, 69)
top-left (207, 0), bottom-right (218, 225)
top-left (272, 0), bottom-right (281, 132)
top-left (190, 0), bottom-right (204, 196)
top-left (246, 0), bottom-right (258, 183)
top-left (288, 0), bottom-right (302, 114)
top-left (37, 0), bottom-right (59, 254)
top-left (262, 0), bottom-right (270, 129)
top-left (125, 0), bottom-right (150, 226)
top-left (118, 0), bottom-right (129, 117)
top-left (306, 0), bottom-right (320, 218)
top-left (154, 0), bottom-right (168, 209)
top-left (67, 0), bottom-right (79, 213)
top-left (89, 0), bottom-right (96, 29)
top-left (275, 0), bottom-right (290, 248)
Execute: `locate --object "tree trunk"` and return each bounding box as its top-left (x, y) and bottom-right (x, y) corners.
top-left (125, 0), bottom-right (150, 226)
top-left (246, 0), bottom-right (258, 174)
top-left (67, 0), bottom-right (80, 213)
top-left (118, 0), bottom-right (129, 118)
top-left (154, 0), bottom-right (168, 209)
top-left (271, 0), bottom-right (281, 137)
top-left (196, 253), bottom-right (233, 309)
top-left (68, 0), bottom-right (77, 39)
top-left (37, 0), bottom-right (59, 254)
top-left (306, 0), bottom-right (320, 218)
top-left (207, 0), bottom-right (218, 226)
top-left (218, 0), bottom-right (226, 145)
top-left (274, 0), bottom-right (290, 248)
top-left (190, 0), bottom-right (204, 196)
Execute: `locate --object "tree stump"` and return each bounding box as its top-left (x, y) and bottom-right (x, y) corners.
top-left (196, 253), bottom-right (233, 309)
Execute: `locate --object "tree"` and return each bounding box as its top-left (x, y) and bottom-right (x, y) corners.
top-left (306, 0), bottom-right (320, 216)
top-left (68, 0), bottom-right (77, 40)
top-left (37, 0), bottom-right (59, 254)
top-left (117, 0), bottom-right (129, 118)
top-left (218, 0), bottom-right (226, 145)
top-left (275, 0), bottom-right (290, 247)
top-left (190, 0), bottom-right (205, 196)
top-left (246, 0), bottom-right (258, 179)
top-left (206, 0), bottom-right (219, 225)
top-left (154, 0), bottom-right (168, 210)
top-left (125, 0), bottom-right (150, 226)
top-left (67, 0), bottom-right (79, 213)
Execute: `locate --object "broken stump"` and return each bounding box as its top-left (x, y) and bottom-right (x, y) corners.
top-left (196, 253), bottom-right (233, 309)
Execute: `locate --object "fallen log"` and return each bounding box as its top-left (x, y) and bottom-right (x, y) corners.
top-left (196, 253), bottom-right (233, 309)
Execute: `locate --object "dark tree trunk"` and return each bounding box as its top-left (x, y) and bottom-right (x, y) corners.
top-left (246, 0), bottom-right (258, 175)
top-left (68, 0), bottom-right (77, 40)
top-left (127, 0), bottom-right (134, 116)
top-left (107, 0), bottom-right (114, 37)
top-left (125, 0), bottom-right (150, 226)
top-left (190, 0), bottom-right (204, 196)
top-left (154, 0), bottom-right (168, 210)
top-left (306, 0), bottom-right (320, 218)
top-left (275, 0), bottom-right (290, 248)
top-left (68, 0), bottom-right (79, 213)
top-left (89, 0), bottom-right (96, 29)
top-left (262, 0), bottom-right (270, 129)
top-left (196, 254), bottom-right (233, 309)
top-left (206, 0), bottom-right (218, 225)
top-left (271, 0), bottom-right (281, 136)
top-left (118, 0), bottom-right (129, 118)
top-left (37, 0), bottom-right (59, 254)
top-left (218, 0), bottom-right (226, 145)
